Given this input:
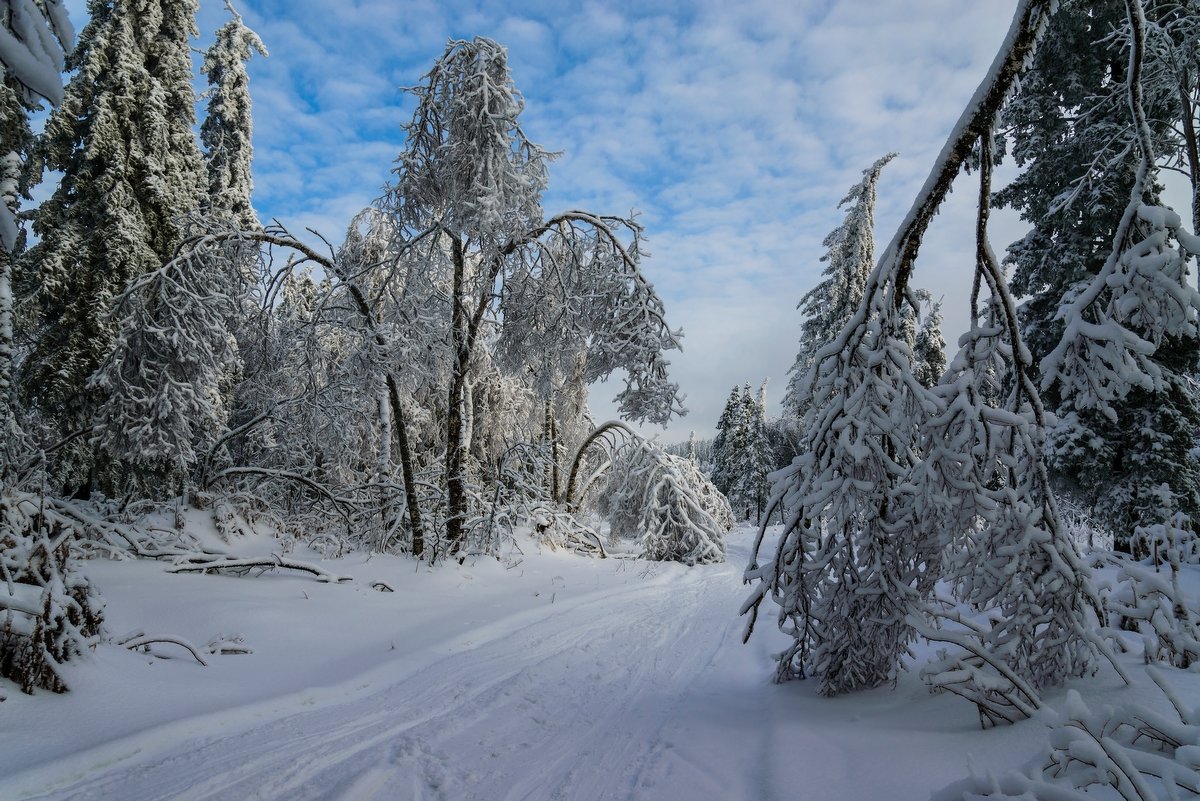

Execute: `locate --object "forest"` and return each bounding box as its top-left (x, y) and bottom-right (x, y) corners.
top-left (2, 1), bottom-right (1200, 800)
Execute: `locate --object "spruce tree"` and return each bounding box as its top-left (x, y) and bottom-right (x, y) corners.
top-left (726, 383), bottom-right (757, 520)
top-left (912, 296), bottom-right (948, 389)
top-left (784, 153), bottom-right (894, 420)
top-left (0, 0), bottom-right (72, 464)
top-left (710, 385), bottom-right (741, 498)
top-left (21, 0), bottom-right (206, 491)
top-left (997, 0), bottom-right (1200, 547)
top-left (730, 381), bottom-right (771, 523)
top-left (200, 1), bottom-right (266, 230)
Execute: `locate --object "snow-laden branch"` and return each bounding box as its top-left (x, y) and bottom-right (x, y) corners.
top-left (167, 553), bottom-right (351, 583)
top-left (876, 0), bottom-right (1058, 304)
top-left (1041, 0), bottom-right (1200, 419)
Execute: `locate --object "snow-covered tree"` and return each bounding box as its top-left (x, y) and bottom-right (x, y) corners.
top-left (0, 0), bottom-right (72, 466)
top-left (744, 0), bottom-right (1109, 702)
top-left (709, 385), bottom-right (741, 497)
top-left (913, 125), bottom-right (1123, 726)
top-left (911, 294), bottom-right (947, 389)
top-left (21, 0), bottom-right (206, 492)
top-left (727, 382), bottom-right (772, 522)
top-left (0, 1), bottom-right (105, 699)
top-left (598, 433), bottom-right (729, 565)
top-left (998, 0), bottom-right (1200, 549)
top-left (784, 153), bottom-right (895, 420)
top-left (200, 1), bottom-right (265, 231)
top-left (382, 37), bottom-right (685, 554)
top-left (89, 228), bottom-right (241, 495)
top-left (745, 239), bottom-right (929, 693)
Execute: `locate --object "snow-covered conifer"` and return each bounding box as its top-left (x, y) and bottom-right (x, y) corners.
top-left (0, 0), bottom-right (104, 699)
top-left (1000, 0), bottom-right (1200, 549)
top-left (746, 0), bottom-right (1071, 698)
top-left (709, 386), bottom-right (741, 498)
top-left (914, 130), bottom-right (1122, 727)
top-left (200, 1), bottom-right (266, 231)
top-left (784, 153), bottom-right (894, 419)
top-left (21, 0), bottom-right (206, 491)
top-left (746, 216), bottom-right (930, 694)
top-left (912, 295), bottom-right (947, 389)
top-left (89, 229), bottom-right (241, 494)
top-left (0, 0), bottom-right (72, 465)
top-left (729, 382), bottom-right (772, 522)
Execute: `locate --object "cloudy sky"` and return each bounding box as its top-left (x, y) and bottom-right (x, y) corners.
top-left (64, 0), bottom-right (1030, 444)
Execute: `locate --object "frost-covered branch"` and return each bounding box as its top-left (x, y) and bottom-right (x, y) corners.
top-left (934, 669), bottom-right (1200, 800)
top-left (166, 553), bottom-right (352, 583)
top-left (599, 434), bottom-right (729, 565)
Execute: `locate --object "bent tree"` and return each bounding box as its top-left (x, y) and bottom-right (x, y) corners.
top-left (383, 38), bottom-right (685, 553)
top-left (742, 0), bottom-right (1113, 700)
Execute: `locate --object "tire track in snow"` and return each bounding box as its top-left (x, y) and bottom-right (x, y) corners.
top-left (11, 561), bottom-right (749, 801)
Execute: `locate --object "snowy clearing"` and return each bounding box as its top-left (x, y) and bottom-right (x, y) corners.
top-left (2, 525), bottom-right (1188, 801)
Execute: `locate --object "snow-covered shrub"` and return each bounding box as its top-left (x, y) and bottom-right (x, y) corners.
top-left (934, 668), bottom-right (1200, 801)
top-left (464, 443), bottom-right (606, 558)
top-left (1107, 555), bottom-right (1200, 670)
top-left (1057, 493), bottom-right (1115, 553)
top-left (0, 490), bottom-right (103, 695)
top-left (1131, 502), bottom-right (1200, 567)
top-left (599, 437), bottom-right (728, 565)
top-left (520, 503), bottom-right (605, 556)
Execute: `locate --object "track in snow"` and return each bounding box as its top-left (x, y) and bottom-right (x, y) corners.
top-left (9, 554), bottom-right (768, 801)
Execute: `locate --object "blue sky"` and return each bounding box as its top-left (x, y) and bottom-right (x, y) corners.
top-left (65, 0), bottom-right (1028, 444)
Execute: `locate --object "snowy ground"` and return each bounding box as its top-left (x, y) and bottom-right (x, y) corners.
top-left (0, 523), bottom-right (1192, 801)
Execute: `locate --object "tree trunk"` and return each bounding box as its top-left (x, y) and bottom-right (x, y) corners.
top-left (563, 420), bottom-right (633, 511)
top-left (550, 410), bottom-right (560, 503)
top-left (1177, 73), bottom-right (1200, 235)
top-left (386, 375), bottom-right (424, 558)
top-left (445, 236), bottom-right (469, 551)
top-left (0, 247), bottom-right (15, 467)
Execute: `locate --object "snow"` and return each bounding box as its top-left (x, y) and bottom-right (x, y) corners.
top-left (0, 522), bottom-right (1194, 801)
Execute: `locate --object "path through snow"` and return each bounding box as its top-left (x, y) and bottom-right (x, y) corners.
top-left (0, 528), bottom-right (1064, 800)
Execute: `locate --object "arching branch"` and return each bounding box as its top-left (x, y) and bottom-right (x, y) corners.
top-left (563, 420), bottom-right (634, 511)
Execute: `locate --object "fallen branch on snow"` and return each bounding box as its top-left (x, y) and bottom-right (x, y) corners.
top-left (166, 554), bottom-right (352, 583)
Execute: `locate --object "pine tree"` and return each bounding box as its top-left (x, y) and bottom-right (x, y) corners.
top-left (912, 295), bottom-right (948, 389)
top-left (0, 0), bottom-right (72, 466)
top-left (784, 153), bottom-right (895, 419)
top-left (710, 385), bottom-right (742, 499)
top-left (21, 0), bottom-right (205, 492)
top-left (997, 0), bottom-right (1200, 548)
top-left (730, 381), bottom-right (771, 522)
top-left (200, 1), bottom-right (266, 231)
